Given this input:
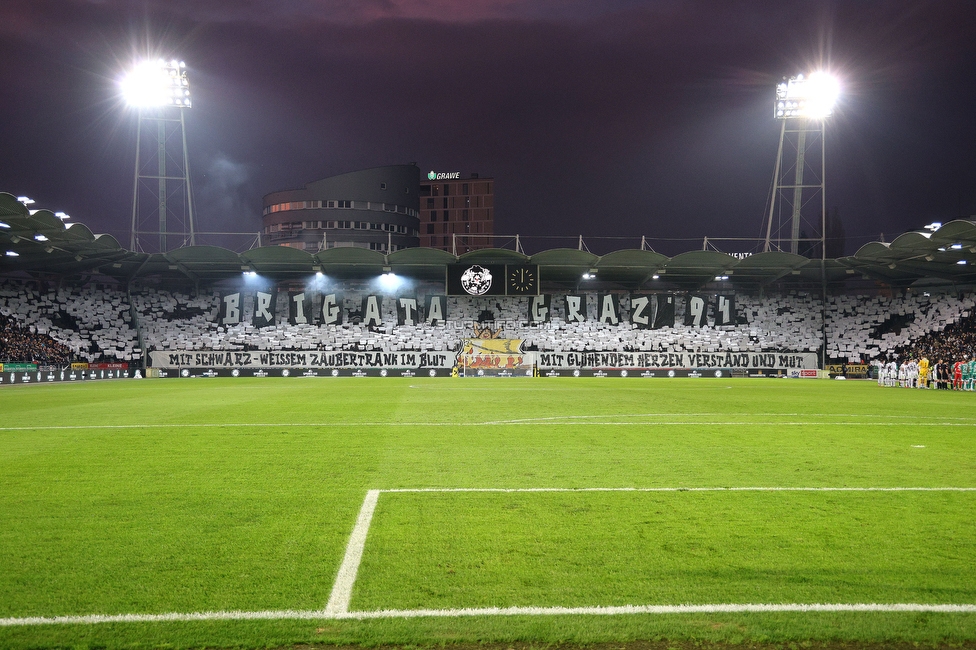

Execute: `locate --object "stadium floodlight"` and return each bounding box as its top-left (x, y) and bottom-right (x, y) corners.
top-left (774, 72), bottom-right (840, 120)
top-left (34, 234), bottom-right (48, 242)
top-left (765, 70), bottom-right (839, 258)
top-left (54, 212), bottom-right (70, 220)
top-left (924, 222), bottom-right (942, 232)
top-left (951, 243), bottom-right (963, 250)
top-left (0, 221), bottom-right (10, 229)
top-left (124, 57), bottom-right (196, 253)
top-left (16, 196), bottom-right (34, 205)
top-left (378, 271), bottom-right (401, 291)
top-left (120, 59), bottom-right (191, 108)
top-left (5, 250), bottom-right (19, 257)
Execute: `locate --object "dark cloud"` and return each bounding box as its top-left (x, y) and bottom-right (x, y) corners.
top-left (1, 0), bottom-right (975, 255)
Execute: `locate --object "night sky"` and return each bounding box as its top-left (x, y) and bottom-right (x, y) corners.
top-left (1, 0), bottom-right (974, 256)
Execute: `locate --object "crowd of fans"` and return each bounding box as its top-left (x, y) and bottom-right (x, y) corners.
top-left (0, 314), bottom-right (73, 365)
top-left (892, 312), bottom-right (976, 365)
top-left (874, 312), bottom-right (976, 390)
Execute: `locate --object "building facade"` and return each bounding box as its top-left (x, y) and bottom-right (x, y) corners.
top-left (418, 172), bottom-right (494, 253)
top-left (262, 165), bottom-right (420, 253)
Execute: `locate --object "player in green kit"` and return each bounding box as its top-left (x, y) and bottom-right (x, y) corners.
top-left (966, 358), bottom-right (976, 391)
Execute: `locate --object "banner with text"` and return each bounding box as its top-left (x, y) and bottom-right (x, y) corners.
top-left (150, 349), bottom-right (817, 371)
top-left (537, 350), bottom-right (818, 370)
top-left (150, 349), bottom-right (454, 369)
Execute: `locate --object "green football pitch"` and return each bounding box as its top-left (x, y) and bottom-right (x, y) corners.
top-left (1, 377), bottom-right (975, 648)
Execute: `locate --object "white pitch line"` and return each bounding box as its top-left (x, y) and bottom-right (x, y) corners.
top-left (3, 603), bottom-right (976, 627)
top-left (325, 489), bottom-right (380, 614)
top-left (2, 420), bottom-right (976, 432)
top-left (381, 486), bottom-right (976, 493)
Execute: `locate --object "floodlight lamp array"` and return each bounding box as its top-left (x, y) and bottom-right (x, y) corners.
top-left (774, 72), bottom-right (839, 120)
top-left (121, 59), bottom-right (191, 108)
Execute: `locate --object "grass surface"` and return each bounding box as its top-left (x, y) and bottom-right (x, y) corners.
top-left (1, 377), bottom-right (975, 648)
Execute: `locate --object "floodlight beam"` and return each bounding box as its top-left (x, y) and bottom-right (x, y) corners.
top-left (125, 57), bottom-right (196, 252)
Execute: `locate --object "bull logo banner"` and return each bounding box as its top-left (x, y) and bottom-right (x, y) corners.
top-left (218, 291), bottom-right (242, 325)
top-left (321, 293), bottom-right (342, 325)
top-left (252, 291), bottom-right (276, 328)
top-left (564, 294), bottom-right (587, 323)
top-left (289, 291), bottom-right (312, 325)
top-left (448, 264), bottom-right (506, 296)
top-left (458, 338), bottom-right (527, 370)
top-left (397, 297), bottom-right (420, 326)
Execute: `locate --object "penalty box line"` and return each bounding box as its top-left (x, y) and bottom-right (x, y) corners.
top-left (323, 486), bottom-right (976, 616)
top-left (4, 486), bottom-right (976, 628)
top-left (4, 603), bottom-right (976, 627)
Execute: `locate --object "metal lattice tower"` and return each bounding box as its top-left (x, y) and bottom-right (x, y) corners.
top-left (125, 60), bottom-right (195, 253)
top-left (763, 73), bottom-right (838, 259)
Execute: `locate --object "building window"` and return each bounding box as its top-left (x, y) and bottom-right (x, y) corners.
top-left (430, 210), bottom-right (437, 221)
top-left (462, 209), bottom-right (469, 221)
top-left (380, 183), bottom-right (387, 190)
top-left (462, 183), bottom-right (469, 195)
top-left (427, 224), bottom-right (434, 234)
top-left (338, 200), bottom-right (352, 208)
top-left (465, 222), bottom-right (470, 233)
top-left (442, 197), bottom-right (448, 209)
top-left (426, 198), bottom-right (435, 209)
top-left (443, 184), bottom-right (450, 196)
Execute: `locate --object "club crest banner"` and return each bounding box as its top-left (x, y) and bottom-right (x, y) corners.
top-left (457, 338), bottom-right (528, 370)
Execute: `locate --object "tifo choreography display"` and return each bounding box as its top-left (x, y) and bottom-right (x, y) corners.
top-left (2, 277), bottom-right (976, 379)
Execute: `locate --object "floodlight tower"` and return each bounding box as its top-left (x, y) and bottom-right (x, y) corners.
top-left (122, 59), bottom-right (195, 252)
top-left (763, 72), bottom-right (839, 258)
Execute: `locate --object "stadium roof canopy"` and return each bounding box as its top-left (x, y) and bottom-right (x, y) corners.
top-left (2, 192), bottom-right (976, 289)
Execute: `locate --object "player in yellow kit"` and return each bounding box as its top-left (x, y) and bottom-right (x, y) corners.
top-left (918, 357), bottom-right (929, 389)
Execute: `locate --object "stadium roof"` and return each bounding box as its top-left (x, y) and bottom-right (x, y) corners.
top-left (2, 192), bottom-right (976, 289)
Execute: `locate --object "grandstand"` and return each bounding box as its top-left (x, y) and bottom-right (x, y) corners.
top-left (3, 190), bottom-right (976, 375)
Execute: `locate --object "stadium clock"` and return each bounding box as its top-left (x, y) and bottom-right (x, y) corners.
top-left (506, 265), bottom-right (538, 295)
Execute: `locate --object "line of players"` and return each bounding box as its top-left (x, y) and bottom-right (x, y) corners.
top-left (877, 358), bottom-right (976, 390)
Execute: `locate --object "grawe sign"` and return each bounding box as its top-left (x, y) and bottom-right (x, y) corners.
top-left (427, 171), bottom-right (460, 180)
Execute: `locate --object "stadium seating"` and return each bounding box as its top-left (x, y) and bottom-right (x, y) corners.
top-left (0, 282), bottom-right (139, 362)
top-left (1, 278), bottom-right (973, 365)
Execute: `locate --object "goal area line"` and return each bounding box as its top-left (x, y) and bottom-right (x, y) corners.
top-left (4, 486), bottom-right (975, 628)
top-left (4, 603), bottom-right (976, 627)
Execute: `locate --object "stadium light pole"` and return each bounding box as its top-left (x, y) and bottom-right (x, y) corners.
top-left (763, 72), bottom-right (839, 258)
top-left (121, 59), bottom-right (196, 252)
